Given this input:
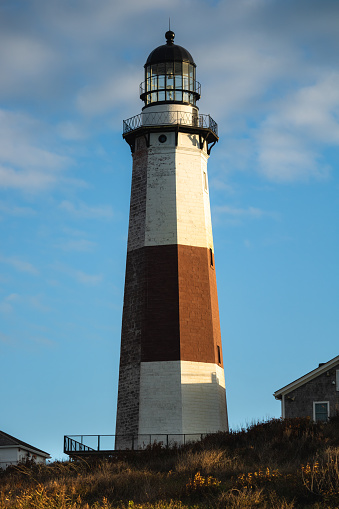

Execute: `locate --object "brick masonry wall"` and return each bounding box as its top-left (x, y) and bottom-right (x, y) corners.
top-left (127, 141), bottom-right (148, 252)
top-left (178, 244), bottom-right (223, 366)
top-left (284, 363), bottom-right (339, 419)
top-left (115, 248), bottom-right (146, 436)
top-left (116, 124), bottom-right (228, 437)
top-left (116, 138), bottom-right (148, 436)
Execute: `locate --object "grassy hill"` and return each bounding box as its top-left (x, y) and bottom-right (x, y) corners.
top-left (1, 417), bottom-right (339, 508)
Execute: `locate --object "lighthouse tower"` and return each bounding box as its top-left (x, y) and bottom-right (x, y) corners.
top-left (116, 31), bottom-right (228, 446)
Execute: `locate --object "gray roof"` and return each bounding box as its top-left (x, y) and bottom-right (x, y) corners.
top-left (0, 430), bottom-right (50, 457)
top-left (274, 354), bottom-right (339, 399)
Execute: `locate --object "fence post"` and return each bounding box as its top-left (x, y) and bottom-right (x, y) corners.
top-left (97, 435), bottom-right (100, 451)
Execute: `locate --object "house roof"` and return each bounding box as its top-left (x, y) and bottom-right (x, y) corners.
top-left (0, 430), bottom-right (50, 457)
top-left (274, 354), bottom-right (339, 400)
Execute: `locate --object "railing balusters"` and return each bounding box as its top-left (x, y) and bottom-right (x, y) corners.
top-left (64, 433), bottom-right (207, 454)
top-left (123, 111), bottom-right (218, 137)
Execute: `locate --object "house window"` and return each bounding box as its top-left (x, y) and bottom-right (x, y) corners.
top-left (313, 401), bottom-right (329, 422)
top-left (336, 370), bottom-right (339, 391)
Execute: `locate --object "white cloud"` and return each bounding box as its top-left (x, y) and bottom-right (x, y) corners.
top-left (76, 71), bottom-right (141, 116)
top-left (75, 271), bottom-right (103, 285)
top-left (55, 238), bottom-right (96, 252)
top-left (215, 205), bottom-right (269, 218)
top-left (59, 200), bottom-right (114, 219)
top-left (0, 32), bottom-right (59, 98)
top-left (0, 293), bottom-right (50, 314)
top-left (214, 204), bottom-right (279, 226)
top-left (0, 301), bottom-right (13, 314)
top-left (51, 262), bottom-right (103, 286)
top-left (0, 0), bottom-right (337, 188)
top-left (255, 74), bottom-right (339, 181)
top-left (0, 165), bottom-right (58, 192)
top-left (0, 331), bottom-right (13, 343)
top-left (0, 255), bottom-right (39, 275)
top-left (0, 110), bottom-right (73, 192)
top-left (6, 293), bottom-right (20, 302)
top-left (274, 73), bottom-right (339, 143)
top-left (57, 121), bottom-right (88, 141)
top-left (0, 201), bottom-right (36, 216)
top-left (0, 293), bottom-right (19, 314)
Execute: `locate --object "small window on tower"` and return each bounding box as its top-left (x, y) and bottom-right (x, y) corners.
top-left (217, 345), bottom-right (221, 365)
top-left (210, 248), bottom-right (214, 268)
top-left (203, 172), bottom-right (208, 192)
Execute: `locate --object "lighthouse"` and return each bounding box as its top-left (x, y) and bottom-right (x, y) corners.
top-left (116, 31), bottom-right (228, 447)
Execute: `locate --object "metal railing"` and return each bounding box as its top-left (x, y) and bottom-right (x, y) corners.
top-left (123, 111), bottom-right (218, 137)
top-left (64, 433), bottom-right (206, 454)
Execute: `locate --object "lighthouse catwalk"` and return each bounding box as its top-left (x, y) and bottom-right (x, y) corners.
top-left (116, 31), bottom-right (228, 447)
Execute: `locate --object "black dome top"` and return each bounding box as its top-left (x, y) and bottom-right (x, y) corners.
top-left (145, 31), bottom-right (195, 67)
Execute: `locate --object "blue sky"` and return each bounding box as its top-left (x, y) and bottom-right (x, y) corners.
top-left (0, 0), bottom-right (338, 461)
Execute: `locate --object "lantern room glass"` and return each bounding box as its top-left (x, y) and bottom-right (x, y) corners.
top-left (144, 61), bottom-right (198, 106)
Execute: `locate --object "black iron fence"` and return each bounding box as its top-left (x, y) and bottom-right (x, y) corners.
top-left (123, 111), bottom-right (218, 137)
top-left (64, 433), bottom-right (206, 454)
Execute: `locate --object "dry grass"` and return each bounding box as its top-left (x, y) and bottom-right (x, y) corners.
top-left (176, 449), bottom-right (235, 474)
top-left (1, 418), bottom-right (339, 508)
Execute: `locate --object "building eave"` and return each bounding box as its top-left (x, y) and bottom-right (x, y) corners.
top-left (273, 354), bottom-right (339, 399)
top-left (0, 430), bottom-right (50, 458)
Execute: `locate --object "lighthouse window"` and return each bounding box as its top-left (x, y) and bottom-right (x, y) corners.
top-left (175, 75), bottom-right (182, 89)
top-left (217, 346), bottom-right (221, 365)
top-left (203, 172), bottom-right (208, 191)
top-left (142, 59), bottom-right (198, 106)
top-left (158, 134), bottom-right (167, 143)
top-left (210, 248), bottom-right (214, 267)
top-left (167, 75), bottom-right (174, 90)
top-left (166, 62), bottom-right (174, 74)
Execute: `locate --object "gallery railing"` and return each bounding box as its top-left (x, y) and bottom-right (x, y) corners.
top-left (123, 111), bottom-right (218, 137)
top-left (64, 433), bottom-right (206, 454)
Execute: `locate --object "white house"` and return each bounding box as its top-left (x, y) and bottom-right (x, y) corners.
top-left (0, 430), bottom-right (50, 469)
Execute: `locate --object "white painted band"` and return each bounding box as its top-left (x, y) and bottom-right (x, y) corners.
top-left (127, 131), bottom-right (214, 252)
top-left (138, 360), bottom-right (228, 436)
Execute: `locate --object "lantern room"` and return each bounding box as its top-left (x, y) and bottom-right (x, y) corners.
top-left (140, 31), bottom-right (201, 108)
